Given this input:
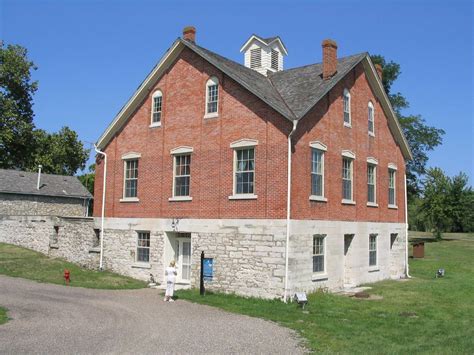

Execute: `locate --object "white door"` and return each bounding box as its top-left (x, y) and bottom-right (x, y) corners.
top-left (176, 238), bottom-right (191, 283)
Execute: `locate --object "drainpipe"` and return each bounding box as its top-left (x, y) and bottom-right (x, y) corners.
top-left (404, 173), bottom-right (411, 278)
top-left (284, 119), bottom-right (298, 303)
top-left (37, 165), bottom-right (42, 190)
top-left (94, 145), bottom-right (107, 271)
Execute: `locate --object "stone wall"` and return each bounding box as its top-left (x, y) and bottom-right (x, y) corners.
top-left (0, 193), bottom-right (88, 217)
top-left (0, 215), bottom-right (99, 268)
top-left (191, 232), bottom-right (286, 299)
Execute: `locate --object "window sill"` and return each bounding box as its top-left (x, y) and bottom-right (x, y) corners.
top-left (149, 122), bottom-right (162, 128)
top-left (120, 197), bottom-right (139, 203)
top-left (368, 267), bottom-right (380, 273)
top-left (343, 122), bottom-right (352, 128)
top-left (388, 204), bottom-right (398, 209)
top-left (309, 195), bottom-right (327, 202)
top-left (367, 202), bottom-right (379, 208)
top-left (204, 112), bottom-right (219, 119)
top-left (369, 132), bottom-right (375, 137)
top-left (132, 262), bottom-right (151, 269)
top-left (168, 196), bottom-right (193, 202)
top-left (229, 194), bottom-right (258, 200)
top-left (312, 273), bottom-right (329, 281)
top-left (89, 247), bottom-right (101, 254)
top-left (341, 199), bottom-right (356, 205)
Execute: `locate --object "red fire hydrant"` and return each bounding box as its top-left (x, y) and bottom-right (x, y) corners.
top-left (64, 269), bottom-right (70, 285)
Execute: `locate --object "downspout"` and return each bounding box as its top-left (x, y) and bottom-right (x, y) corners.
top-left (94, 145), bottom-right (107, 271)
top-left (404, 173), bottom-right (411, 278)
top-left (284, 119), bottom-right (298, 303)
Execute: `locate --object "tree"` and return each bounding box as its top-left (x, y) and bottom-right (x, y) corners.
top-left (448, 172), bottom-right (474, 233)
top-left (0, 42), bottom-right (38, 169)
top-left (419, 168), bottom-right (452, 239)
top-left (31, 127), bottom-right (90, 175)
top-left (78, 163), bottom-right (95, 196)
top-left (1, 42), bottom-right (89, 175)
top-left (370, 55), bottom-right (445, 198)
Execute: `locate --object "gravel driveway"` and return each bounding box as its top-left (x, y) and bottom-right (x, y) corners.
top-left (0, 276), bottom-right (304, 354)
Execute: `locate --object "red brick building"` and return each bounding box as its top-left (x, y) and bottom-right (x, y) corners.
top-left (94, 28), bottom-right (411, 299)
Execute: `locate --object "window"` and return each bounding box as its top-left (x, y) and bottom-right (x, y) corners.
top-left (313, 235), bottom-right (326, 273)
top-left (369, 234), bottom-right (377, 266)
top-left (389, 169), bottom-right (396, 206)
top-left (137, 232), bottom-right (150, 263)
top-left (368, 102), bottom-right (375, 135)
top-left (235, 148), bottom-right (255, 194)
top-left (311, 149), bottom-right (324, 197)
top-left (124, 159), bottom-right (138, 198)
top-left (173, 154), bottom-right (191, 197)
top-left (271, 49), bottom-right (279, 70)
top-left (151, 90), bottom-right (162, 125)
top-left (250, 48), bottom-right (261, 68)
top-left (367, 164), bottom-right (376, 204)
top-left (342, 157), bottom-right (353, 201)
top-left (390, 233), bottom-right (398, 249)
top-left (343, 89), bottom-right (351, 126)
top-left (205, 77), bottom-right (219, 116)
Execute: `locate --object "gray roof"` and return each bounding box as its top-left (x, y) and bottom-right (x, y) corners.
top-left (269, 53), bottom-right (367, 118)
top-left (0, 169), bottom-right (92, 199)
top-left (183, 39), bottom-right (366, 120)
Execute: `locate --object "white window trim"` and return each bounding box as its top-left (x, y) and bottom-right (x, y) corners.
top-left (369, 234), bottom-right (378, 269)
top-left (310, 145), bottom-right (326, 201)
top-left (367, 163), bottom-right (377, 206)
top-left (388, 163), bottom-right (398, 170)
top-left (388, 168), bottom-right (397, 208)
top-left (170, 146), bottom-right (194, 155)
top-left (135, 231), bottom-right (151, 265)
top-left (204, 76), bottom-right (219, 118)
top-left (368, 101), bottom-right (375, 137)
top-left (367, 157), bottom-right (378, 165)
top-left (121, 154), bottom-right (140, 202)
top-left (309, 141), bottom-right (328, 151)
top-left (342, 153), bottom-right (355, 204)
top-left (229, 143), bottom-right (257, 199)
top-left (230, 139), bottom-right (258, 149)
top-left (171, 152), bottom-right (192, 200)
top-left (343, 88), bottom-right (351, 127)
top-left (312, 234), bottom-right (327, 276)
top-left (150, 90), bottom-right (163, 127)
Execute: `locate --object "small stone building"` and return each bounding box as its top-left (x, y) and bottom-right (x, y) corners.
top-left (0, 169), bottom-right (92, 217)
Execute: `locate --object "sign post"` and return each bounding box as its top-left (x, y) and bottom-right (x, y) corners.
top-left (200, 251), bottom-right (205, 295)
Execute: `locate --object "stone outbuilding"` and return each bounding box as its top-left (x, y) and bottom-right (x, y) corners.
top-left (0, 169), bottom-right (92, 217)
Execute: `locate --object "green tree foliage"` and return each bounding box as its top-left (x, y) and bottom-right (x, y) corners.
top-left (77, 164), bottom-right (95, 195)
top-left (0, 42), bottom-right (38, 169)
top-left (0, 42), bottom-right (89, 175)
top-left (32, 127), bottom-right (89, 175)
top-left (419, 168), bottom-right (452, 239)
top-left (448, 172), bottom-right (474, 233)
top-left (370, 55), bottom-right (445, 198)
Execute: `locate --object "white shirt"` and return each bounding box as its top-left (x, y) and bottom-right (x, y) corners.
top-left (165, 266), bottom-right (177, 283)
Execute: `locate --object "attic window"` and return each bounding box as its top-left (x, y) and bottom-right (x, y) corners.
top-left (271, 49), bottom-right (279, 70)
top-left (250, 48), bottom-right (261, 69)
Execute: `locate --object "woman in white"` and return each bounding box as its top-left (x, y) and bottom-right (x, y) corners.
top-left (164, 260), bottom-right (177, 302)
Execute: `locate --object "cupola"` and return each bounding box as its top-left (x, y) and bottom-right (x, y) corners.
top-left (240, 34), bottom-right (288, 76)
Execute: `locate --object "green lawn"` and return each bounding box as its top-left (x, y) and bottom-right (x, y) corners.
top-left (0, 243), bottom-right (147, 290)
top-left (177, 237), bottom-right (474, 354)
top-left (0, 307), bottom-right (7, 325)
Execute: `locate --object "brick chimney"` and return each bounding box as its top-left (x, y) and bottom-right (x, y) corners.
top-left (322, 39), bottom-right (338, 80)
top-left (375, 64), bottom-right (383, 81)
top-left (183, 26), bottom-right (196, 43)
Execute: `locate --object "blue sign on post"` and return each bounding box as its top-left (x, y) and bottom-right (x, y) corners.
top-left (203, 258), bottom-right (213, 281)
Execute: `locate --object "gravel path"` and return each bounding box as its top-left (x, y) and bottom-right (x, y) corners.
top-left (0, 276), bottom-right (304, 354)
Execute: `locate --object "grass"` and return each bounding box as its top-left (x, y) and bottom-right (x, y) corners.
top-left (177, 236), bottom-right (474, 354)
top-left (0, 243), bottom-right (147, 290)
top-left (0, 307), bottom-right (8, 325)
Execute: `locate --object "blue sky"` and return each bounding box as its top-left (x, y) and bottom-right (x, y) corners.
top-left (1, 0), bottom-right (473, 184)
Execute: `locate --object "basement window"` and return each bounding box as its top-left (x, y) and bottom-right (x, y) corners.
top-left (137, 232), bottom-right (150, 263)
top-left (369, 234), bottom-right (377, 267)
top-left (313, 234), bottom-right (326, 273)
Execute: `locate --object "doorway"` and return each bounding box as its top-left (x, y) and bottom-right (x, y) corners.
top-left (166, 232), bottom-right (192, 283)
top-left (343, 234), bottom-right (354, 287)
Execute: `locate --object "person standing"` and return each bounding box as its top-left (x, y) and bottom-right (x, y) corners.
top-left (164, 260), bottom-right (177, 302)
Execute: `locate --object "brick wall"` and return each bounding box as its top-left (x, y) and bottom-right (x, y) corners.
top-left (94, 50), bottom-right (406, 223)
top-left (0, 193), bottom-right (88, 217)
